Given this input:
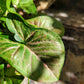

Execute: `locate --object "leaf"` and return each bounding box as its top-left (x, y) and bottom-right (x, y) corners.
top-left (0, 29), bottom-right (3, 35)
top-left (6, 13), bottom-right (38, 43)
top-left (0, 58), bottom-right (6, 65)
top-left (0, 0), bottom-right (6, 16)
top-left (0, 28), bottom-right (10, 39)
top-left (0, 17), bottom-right (6, 22)
top-left (6, 0), bottom-right (16, 13)
top-left (0, 64), bottom-right (4, 84)
top-left (12, 0), bottom-right (37, 14)
top-left (6, 1), bottom-right (33, 25)
top-left (12, 0), bottom-right (19, 7)
top-left (0, 60), bottom-right (23, 84)
top-left (0, 63), bottom-right (23, 84)
top-left (0, 22), bottom-right (65, 83)
top-left (6, 13), bottom-right (30, 42)
top-left (26, 14), bottom-right (65, 37)
top-left (4, 67), bottom-right (23, 84)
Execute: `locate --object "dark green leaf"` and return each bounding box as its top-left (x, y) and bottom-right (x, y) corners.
top-left (0, 58), bottom-right (6, 65)
top-left (0, 60), bottom-right (23, 84)
top-left (0, 64), bottom-right (4, 84)
top-left (0, 29), bottom-right (3, 35)
top-left (0, 28), bottom-right (9, 39)
top-left (0, 0), bottom-right (6, 16)
top-left (26, 14), bottom-right (65, 37)
top-left (4, 67), bottom-right (23, 84)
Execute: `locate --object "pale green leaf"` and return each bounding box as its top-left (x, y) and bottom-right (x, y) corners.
top-left (6, 0), bottom-right (16, 13)
top-left (6, 13), bottom-right (30, 42)
top-left (12, 0), bottom-right (37, 14)
top-left (12, 0), bottom-right (19, 7)
top-left (26, 14), bottom-right (65, 37)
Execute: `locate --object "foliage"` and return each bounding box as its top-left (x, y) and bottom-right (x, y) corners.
top-left (26, 14), bottom-right (65, 37)
top-left (0, 0), bottom-right (65, 83)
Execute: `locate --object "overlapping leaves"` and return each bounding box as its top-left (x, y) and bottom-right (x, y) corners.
top-left (0, 13), bottom-right (65, 82)
top-left (4, 67), bottom-right (23, 84)
top-left (0, 63), bottom-right (23, 84)
top-left (0, 0), bottom-right (65, 82)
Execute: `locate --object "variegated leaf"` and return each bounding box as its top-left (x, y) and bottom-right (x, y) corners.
top-left (0, 28), bottom-right (65, 82)
top-left (5, 13), bottom-right (65, 82)
top-left (26, 14), bottom-right (65, 37)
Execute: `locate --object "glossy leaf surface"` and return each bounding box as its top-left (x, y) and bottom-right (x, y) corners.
top-left (0, 25), bottom-right (65, 82)
top-left (26, 14), bottom-right (65, 37)
top-left (0, 0), bottom-right (65, 83)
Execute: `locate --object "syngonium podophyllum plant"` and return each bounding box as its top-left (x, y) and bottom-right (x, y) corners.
top-left (0, 0), bottom-right (65, 83)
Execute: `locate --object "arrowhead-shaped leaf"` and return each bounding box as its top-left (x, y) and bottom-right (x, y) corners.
top-left (26, 14), bottom-right (65, 37)
top-left (0, 35), bottom-right (65, 82)
top-left (4, 13), bottom-right (65, 82)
